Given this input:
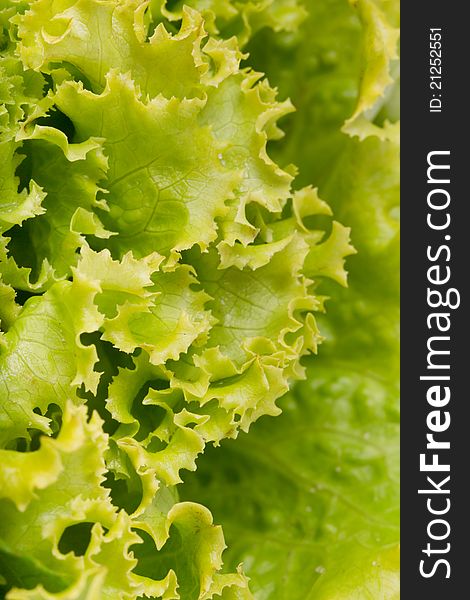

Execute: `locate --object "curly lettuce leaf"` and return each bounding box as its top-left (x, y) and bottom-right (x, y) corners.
top-left (0, 273), bottom-right (102, 445)
top-left (15, 1), bottom-right (242, 96)
top-left (52, 71), bottom-right (238, 258)
top-left (0, 51), bottom-right (45, 143)
top-left (5, 138), bottom-right (110, 283)
top-left (0, 139), bottom-right (45, 235)
top-left (245, 0), bottom-right (399, 186)
top-left (341, 0), bottom-right (399, 139)
top-left (0, 402), bottom-right (254, 599)
top-left (149, 0), bottom-right (307, 46)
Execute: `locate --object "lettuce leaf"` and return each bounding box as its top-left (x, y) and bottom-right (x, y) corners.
top-left (0, 402), bottom-right (253, 599)
top-left (149, 0), bottom-right (308, 47)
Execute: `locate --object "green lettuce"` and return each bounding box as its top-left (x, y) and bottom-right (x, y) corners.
top-left (0, 0), bottom-right (399, 597)
top-left (180, 0), bottom-right (400, 597)
top-left (180, 133), bottom-right (400, 599)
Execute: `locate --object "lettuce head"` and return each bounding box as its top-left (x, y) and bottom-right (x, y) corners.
top-left (0, 0), bottom-right (399, 598)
